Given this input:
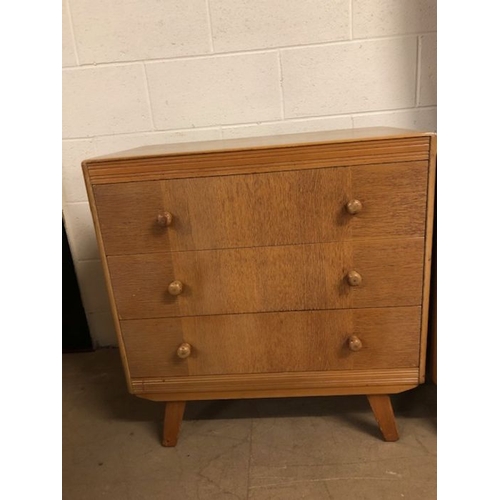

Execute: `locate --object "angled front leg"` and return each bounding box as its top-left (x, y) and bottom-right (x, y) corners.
top-left (162, 401), bottom-right (186, 447)
top-left (367, 394), bottom-right (399, 442)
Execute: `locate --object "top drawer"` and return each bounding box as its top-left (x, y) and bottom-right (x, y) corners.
top-left (93, 161), bottom-right (428, 256)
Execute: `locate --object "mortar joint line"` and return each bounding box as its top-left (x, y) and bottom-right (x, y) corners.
top-left (415, 35), bottom-right (422, 107)
top-left (141, 63), bottom-right (156, 130)
top-left (349, 0), bottom-right (354, 40)
top-left (277, 51), bottom-right (286, 120)
top-left (205, 0), bottom-right (215, 53)
top-left (65, 0), bottom-right (80, 66)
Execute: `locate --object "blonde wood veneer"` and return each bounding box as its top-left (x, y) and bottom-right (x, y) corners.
top-left (131, 368), bottom-right (419, 397)
top-left (419, 134), bottom-right (437, 382)
top-left (121, 307), bottom-right (421, 378)
top-left (162, 401), bottom-right (185, 447)
top-left (87, 127), bottom-right (430, 162)
top-left (84, 133), bottom-right (430, 185)
top-left (93, 162), bottom-right (428, 255)
top-left (107, 238), bottom-right (424, 320)
top-left (82, 128), bottom-right (436, 447)
top-left (367, 395), bottom-right (399, 441)
top-left (139, 384), bottom-right (419, 402)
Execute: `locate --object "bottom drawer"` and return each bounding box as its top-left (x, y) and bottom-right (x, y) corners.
top-left (121, 307), bottom-right (421, 378)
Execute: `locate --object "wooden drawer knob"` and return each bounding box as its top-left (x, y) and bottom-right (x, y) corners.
top-left (346, 199), bottom-right (362, 215)
top-left (168, 280), bottom-right (183, 296)
top-left (348, 335), bottom-right (363, 352)
top-left (347, 270), bottom-right (362, 286)
top-left (176, 343), bottom-right (191, 359)
top-left (157, 212), bottom-right (173, 227)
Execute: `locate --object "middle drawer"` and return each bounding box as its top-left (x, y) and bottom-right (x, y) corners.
top-left (108, 238), bottom-right (424, 320)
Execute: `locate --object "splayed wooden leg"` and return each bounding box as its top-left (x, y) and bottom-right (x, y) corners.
top-left (367, 394), bottom-right (399, 442)
top-left (162, 401), bottom-right (186, 447)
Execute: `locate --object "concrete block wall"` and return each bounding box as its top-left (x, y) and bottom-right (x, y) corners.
top-left (62, 0), bottom-right (437, 346)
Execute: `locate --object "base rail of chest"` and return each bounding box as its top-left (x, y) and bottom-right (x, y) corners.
top-left (132, 368), bottom-right (419, 401)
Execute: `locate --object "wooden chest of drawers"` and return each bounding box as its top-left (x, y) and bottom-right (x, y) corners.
top-left (83, 127), bottom-right (436, 446)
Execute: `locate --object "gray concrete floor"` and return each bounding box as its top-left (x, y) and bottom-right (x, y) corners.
top-left (63, 349), bottom-right (436, 499)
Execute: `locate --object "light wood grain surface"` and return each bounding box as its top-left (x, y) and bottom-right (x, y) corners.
top-left (121, 307), bottom-right (421, 378)
top-left (367, 395), bottom-right (399, 441)
top-left (86, 127), bottom-right (432, 162)
top-left (107, 238), bottom-right (424, 319)
top-left (94, 161), bottom-right (428, 255)
top-left (131, 367), bottom-right (419, 398)
top-left (84, 136), bottom-right (431, 184)
top-left (136, 384), bottom-right (419, 401)
top-left (82, 128), bottom-right (436, 445)
top-left (419, 134), bottom-right (437, 382)
top-left (162, 401), bottom-right (185, 447)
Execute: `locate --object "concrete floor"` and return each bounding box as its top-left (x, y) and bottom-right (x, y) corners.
top-left (63, 349), bottom-right (436, 499)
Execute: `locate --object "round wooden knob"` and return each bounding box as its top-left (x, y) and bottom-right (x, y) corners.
top-left (168, 280), bottom-right (183, 296)
top-left (347, 271), bottom-right (362, 286)
top-left (348, 335), bottom-right (363, 352)
top-left (346, 199), bottom-right (362, 215)
top-left (157, 212), bottom-right (173, 227)
top-left (176, 343), bottom-right (191, 359)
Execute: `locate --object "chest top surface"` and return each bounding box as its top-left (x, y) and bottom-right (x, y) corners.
top-left (83, 127), bottom-right (435, 185)
top-left (85, 127), bottom-right (433, 163)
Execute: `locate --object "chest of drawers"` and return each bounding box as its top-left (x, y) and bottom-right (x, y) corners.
top-left (83, 127), bottom-right (436, 446)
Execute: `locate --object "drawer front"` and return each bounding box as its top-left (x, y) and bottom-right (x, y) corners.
top-left (94, 162), bottom-right (428, 256)
top-left (108, 238), bottom-right (424, 319)
top-left (121, 307), bottom-right (421, 378)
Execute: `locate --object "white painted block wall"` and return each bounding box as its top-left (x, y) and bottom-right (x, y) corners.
top-left (62, 0), bottom-right (437, 347)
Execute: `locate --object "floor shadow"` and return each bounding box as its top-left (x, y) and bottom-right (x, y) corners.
top-left (63, 349), bottom-right (162, 440)
top-left (63, 349), bottom-right (437, 442)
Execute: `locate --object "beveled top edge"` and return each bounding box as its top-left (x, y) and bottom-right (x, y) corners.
top-left (83, 127), bottom-right (435, 165)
